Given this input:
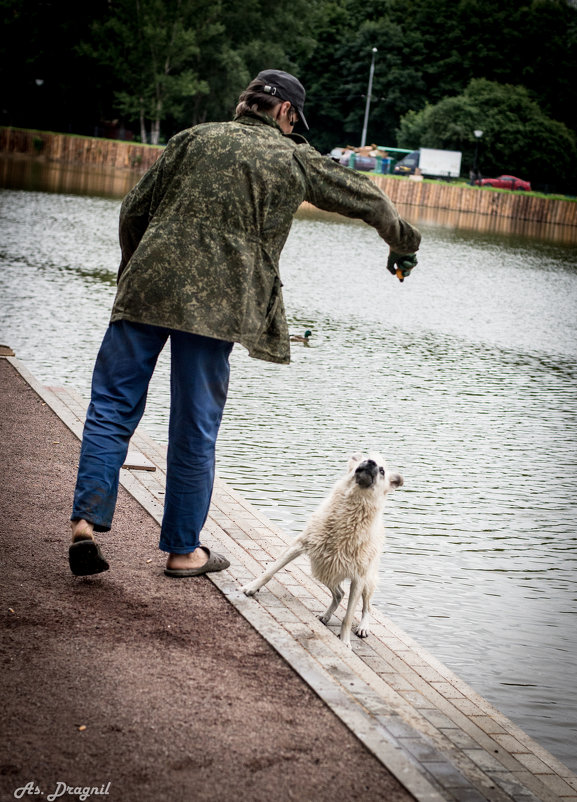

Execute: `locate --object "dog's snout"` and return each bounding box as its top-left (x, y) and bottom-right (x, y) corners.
top-left (355, 459), bottom-right (377, 475)
top-left (355, 459), bottom-right (379, 488)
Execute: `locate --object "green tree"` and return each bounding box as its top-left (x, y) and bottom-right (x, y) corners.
top-left (78, 0), bottom-right (317, 141)
top-left (397, 79), bottom-right (577, 190)
top-left (179, 0), bottom-right (317, 127)
top-left (300, 1), bottom-right (428, 151)
top-left (300, 0), bottom-right (577, 155)
top-left (81, 0), bottom-right (221, 143)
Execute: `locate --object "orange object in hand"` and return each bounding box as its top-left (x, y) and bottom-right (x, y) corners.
top-left (396, 268), bottom-right (405, 282)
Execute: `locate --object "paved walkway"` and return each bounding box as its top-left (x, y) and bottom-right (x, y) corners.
top-left (2, 352), bottom-right (576, 802)
top-left (0, 354), bottom-right (411, 802)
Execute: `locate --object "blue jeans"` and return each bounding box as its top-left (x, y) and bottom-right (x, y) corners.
top-left (71, 320), bottom-right (233, 553)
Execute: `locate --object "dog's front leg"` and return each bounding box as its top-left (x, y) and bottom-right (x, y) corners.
top-left (241, 542), bottom-right (304, 596)
top-left (339, 579), bottom-right (364, 648)
top-left (355, 583), bottom-right (374, 638)
top-left (319, 584), bottom-right (344, 626)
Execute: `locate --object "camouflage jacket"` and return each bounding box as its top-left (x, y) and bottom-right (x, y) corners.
top-left (111, 112), bottom-right (421, 364)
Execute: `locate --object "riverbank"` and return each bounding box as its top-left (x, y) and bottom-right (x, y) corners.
top-left (1, 126), bottom-right (576, 227)
top-left (369, 174), bottom-right (577, 228)
top-left (2, 350), bottom-right (576, 802)
top-left (0, 126), bottom-right (162, 172)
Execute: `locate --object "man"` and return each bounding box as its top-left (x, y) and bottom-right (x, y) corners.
top-left (69, 69), bottom-right (421, 577)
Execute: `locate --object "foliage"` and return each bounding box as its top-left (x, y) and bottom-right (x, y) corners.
top-left (397, 79), bottom-right (577, 191)
top-left (300, 0), bottom-right (577, 158)
top-left (79, 0), bottom-right (222, 144)
top-left (1, 0), bottom-right (576, 189)
top-left (188, 0), bottom-right (317, 126)
top-left (78, 0), bottom-right (317, 141)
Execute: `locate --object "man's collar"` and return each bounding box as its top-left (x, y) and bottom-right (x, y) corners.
top-left (284, 131), bottom-right (309, 145)
top-left (235, 110), bottom-right (309, 144)
top-left (235, 110), bottom-right (283, 132)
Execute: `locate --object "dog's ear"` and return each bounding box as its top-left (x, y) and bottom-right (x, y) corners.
top-left (387, 472), bottom-right (404, 491)
top-left (348, 453), bottom-right (363, 471)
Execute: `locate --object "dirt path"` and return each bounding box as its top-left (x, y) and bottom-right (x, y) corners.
top-left (0, 357), bottom-right (413, 802)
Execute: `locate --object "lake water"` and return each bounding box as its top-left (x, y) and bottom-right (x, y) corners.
top-left (1, 177), bottom-right (576, 772)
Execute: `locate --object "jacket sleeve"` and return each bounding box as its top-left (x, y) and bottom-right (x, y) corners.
top-left (294, 147), bottom-right (421, 255)
top-left (117, 158), bottom-right (162, 281)
top-left (117, 130), bottom-right (189, 281)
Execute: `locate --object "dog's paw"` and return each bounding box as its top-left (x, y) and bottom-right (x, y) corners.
top-left (241, 584), bottom-right (259, 597)
top-left (355, 624), bottom-right (370, 639)
top-left (318, 614), bottom-right (330, 626)
top-left (338, 634), bottom-right (352, 649)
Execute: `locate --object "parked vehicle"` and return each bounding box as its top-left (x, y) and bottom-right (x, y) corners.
top-left (330, 145), bottom-right (408, 174)
top-left (393, 148), bottom-right (462, 178)
top-left (393, 150), bottom-right (419, 175)
top-left (336, 150), bottom-right (377, 172)
top-left (475, 175), bottom-right (531, 191)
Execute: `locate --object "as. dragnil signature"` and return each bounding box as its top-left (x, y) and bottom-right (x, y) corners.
top-left (14, 781), bottom-right (112, 801)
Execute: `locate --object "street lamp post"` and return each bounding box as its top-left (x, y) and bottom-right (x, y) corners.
top-left (472, 129), bottom-right (483, 183)
top-left (360, 48), bottom-right (378, 148)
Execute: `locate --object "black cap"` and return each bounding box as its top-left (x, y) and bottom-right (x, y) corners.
top-left (255, 69), bottom-right (309, 130)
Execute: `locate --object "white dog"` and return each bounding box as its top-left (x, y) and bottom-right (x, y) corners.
top-left (242, 453), bottom-right (403, 647)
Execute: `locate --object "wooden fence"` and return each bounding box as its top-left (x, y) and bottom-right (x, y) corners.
top-left (2, 127), bottom-right (576, 227)
top-left (370, 174), bottom-right (577, 228)
top-left (0, 127), bottom-right (163, 172)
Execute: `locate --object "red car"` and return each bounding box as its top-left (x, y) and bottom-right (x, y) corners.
top-left (475, 174), bottom-right (531, 191)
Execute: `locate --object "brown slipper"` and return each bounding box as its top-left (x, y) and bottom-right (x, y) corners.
top-left (164, 546), bottom-right (230, 578)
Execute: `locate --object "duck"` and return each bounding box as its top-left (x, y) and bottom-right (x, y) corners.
top-left (290, 329), bottom-right (312, 343)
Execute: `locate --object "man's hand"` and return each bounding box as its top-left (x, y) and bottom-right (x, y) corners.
top-left (386, 251), bottom-right (418, 282)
